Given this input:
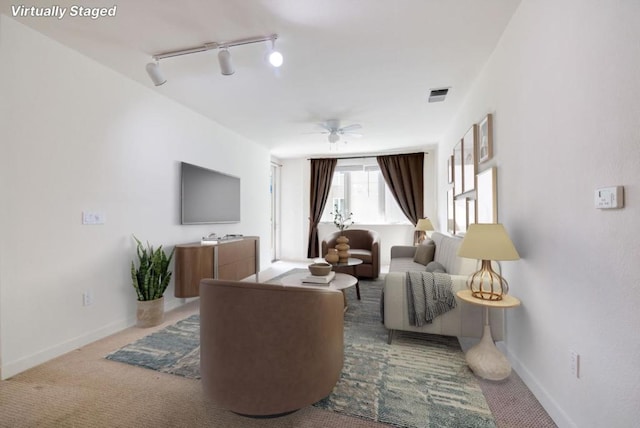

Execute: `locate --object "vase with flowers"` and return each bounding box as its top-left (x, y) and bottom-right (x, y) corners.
top-left (330, 204), bottom-right (354, 263)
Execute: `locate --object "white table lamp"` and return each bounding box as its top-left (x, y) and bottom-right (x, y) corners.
top-left (415, 218), bottom-right (434, 243)
top-left (457, 223), bottom-right (520, 301)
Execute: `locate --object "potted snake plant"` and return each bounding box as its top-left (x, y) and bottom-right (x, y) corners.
top-left (130, 236), bottom-right (175, 327)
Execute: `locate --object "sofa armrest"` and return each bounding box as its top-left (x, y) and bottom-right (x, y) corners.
top-left (370, 234), bottom-right (380, 278)
top-left (390, 245), bottom-right (416, 259)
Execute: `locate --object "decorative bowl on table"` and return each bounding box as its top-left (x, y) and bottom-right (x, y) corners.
top-left (308, 262), bottom-right (332, 276)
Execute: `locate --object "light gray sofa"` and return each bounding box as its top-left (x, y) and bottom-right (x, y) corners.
top-left (384, 232), bottom-right (504, 344)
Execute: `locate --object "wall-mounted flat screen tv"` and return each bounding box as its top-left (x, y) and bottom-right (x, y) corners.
top-left (181, 162), bottom-right (241, 224)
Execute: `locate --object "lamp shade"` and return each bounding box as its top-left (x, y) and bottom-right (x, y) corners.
top-left (457, 223), bottom-right (520, 261)
top-left (415, 218), bottom-right (434, 232)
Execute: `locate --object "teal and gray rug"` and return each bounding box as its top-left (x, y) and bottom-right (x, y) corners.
top-left (106, 272), bottom-right (495, 428)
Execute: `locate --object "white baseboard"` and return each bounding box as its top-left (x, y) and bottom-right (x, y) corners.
top-left (1, 296), bottom-right (190, 380)
top-left (498, 342), bottom-right (576, 428)
top-left (1, 317), bottom-right (132, 380)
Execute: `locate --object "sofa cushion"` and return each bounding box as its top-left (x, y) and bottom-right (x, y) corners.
top-left (425, 261), bottom-right (447, 273)
top-left (413, 241), bottom-right (435, 265)
top-left (389, 258), bottom-right (424, 272)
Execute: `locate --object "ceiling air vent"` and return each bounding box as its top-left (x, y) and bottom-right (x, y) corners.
top-left (428, 87), bottom-right (449, 103)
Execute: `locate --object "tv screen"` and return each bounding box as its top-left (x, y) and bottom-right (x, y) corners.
top-left (181, 162), bottom-right (241, 224)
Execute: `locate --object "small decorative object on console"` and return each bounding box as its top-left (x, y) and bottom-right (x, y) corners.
top-left (201, 233), bottom-right (218, 245)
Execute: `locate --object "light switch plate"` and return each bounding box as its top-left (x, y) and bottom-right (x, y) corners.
top-left (82, 211), bottom-right (106, 225)
top-left (594, 186), bottom-right (624, 209)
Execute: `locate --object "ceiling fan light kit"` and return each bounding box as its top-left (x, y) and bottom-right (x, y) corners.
top-left (146, 34), bottom-right (281, 84)
top-left (313, 120), bottom-right (363, 147)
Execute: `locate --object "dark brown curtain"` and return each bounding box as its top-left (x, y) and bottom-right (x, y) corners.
top-left (307, 158), bottom-right (337, 258)
top-left (376, 152), bottom-right (424, 226)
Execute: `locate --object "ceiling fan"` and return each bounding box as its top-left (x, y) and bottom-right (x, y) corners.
top-left (314, 119), bottom-right (363, 144)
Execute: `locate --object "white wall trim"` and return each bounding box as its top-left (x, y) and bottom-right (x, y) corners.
top-left (499, 343), bottom-right (575, 428)
top-left (0, 297), bottom-right (187, 380)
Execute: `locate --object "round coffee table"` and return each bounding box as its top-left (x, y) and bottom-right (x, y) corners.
top-left (315, 257), bottom-right (363, 299)
top-left (280, 272), bottom-right (358, 312)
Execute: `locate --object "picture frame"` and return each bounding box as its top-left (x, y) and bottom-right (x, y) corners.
top-left (453, 141), bottom-right (463, 196)
top-left (448, 155), bottom-right (454, 184)
top-left (467, 198), bottom-right (476, 228)
top-left (476, 167), bottom-right (497, 223)
top-left (478, 114), bottom-right (493, 164)
top-left (462, 124), bottom-right (477, 193)
top-left (447, 189), bottom-right (454, 234)
top-left (454, 197), bottom-right (467, 235)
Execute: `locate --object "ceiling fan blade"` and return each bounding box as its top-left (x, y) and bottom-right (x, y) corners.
top-left (316, 122), bottom-right (334, 132)
top-left (340, 124), bottom-right (362, 132)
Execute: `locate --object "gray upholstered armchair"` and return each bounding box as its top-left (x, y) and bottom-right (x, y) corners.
top-left (199, 278), bottom-right (344, 417)
top-left (321, 229), bottom-right (380, 279)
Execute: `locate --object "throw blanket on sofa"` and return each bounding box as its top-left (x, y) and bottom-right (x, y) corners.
top-left (406, 271), bottom-right (456, 326)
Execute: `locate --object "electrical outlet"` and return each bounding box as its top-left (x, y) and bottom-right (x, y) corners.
top-left (570, 350), bottom-right (580, 378)
top-left (82, 290), bottom-right (93, 306)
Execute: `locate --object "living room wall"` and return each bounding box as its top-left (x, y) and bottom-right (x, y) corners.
top-left (0, 16), bottom-right (271, 378)
top-left (438, 1), bottom-right (640, 426)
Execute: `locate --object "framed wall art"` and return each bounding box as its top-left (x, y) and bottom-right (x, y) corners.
top-left (454, 197), bottom-right (467, 235)
top-left (462, 124), bottom-right (477, 193)
top-left (448, 155), bottom-right (454, 184)
top-left (478, 113), bottom-right (493, 164)
top-left (453, 140), bottom-right (463, 196)
top-left (476, 167), bottom-right (497, 223)
top-left (467, 198), bottom-right (476, 228)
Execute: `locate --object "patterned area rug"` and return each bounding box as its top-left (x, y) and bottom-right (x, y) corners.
top-left (106, 272), bottom-right (495, 428)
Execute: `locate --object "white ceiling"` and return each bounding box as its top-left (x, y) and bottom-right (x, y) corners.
top-left (3, 0), bottom-right (521, 159)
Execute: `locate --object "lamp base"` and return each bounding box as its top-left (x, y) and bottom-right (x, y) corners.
top-left (466, 324), bottom-right (512, 380)
top-left (471, 290), bottom-right (503, 301)
top-left (467, 260), bottom-right (509, 301)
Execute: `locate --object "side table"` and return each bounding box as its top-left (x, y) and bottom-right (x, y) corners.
top-left (456, 290), bottom-right (521, 381)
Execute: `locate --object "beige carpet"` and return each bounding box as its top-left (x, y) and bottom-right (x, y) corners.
top-left (0, 296), bottom-right (556, 428)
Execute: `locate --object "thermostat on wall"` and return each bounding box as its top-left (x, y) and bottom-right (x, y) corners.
top-left (594, 186), bottom-right (624, 209)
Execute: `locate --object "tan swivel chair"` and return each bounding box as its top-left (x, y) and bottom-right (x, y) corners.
top-left (199, 279), bottom-right (344, 417)
top-left (321, 229), bottom-right (381, 280)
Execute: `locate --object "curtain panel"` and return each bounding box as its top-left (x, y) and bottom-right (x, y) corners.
top-left (376, 152), bottom-right (424, 226)
top-left (307, 158), bottom-right (337, 258)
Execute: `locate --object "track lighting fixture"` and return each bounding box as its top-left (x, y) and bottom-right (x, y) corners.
top-left (217, 48), bottom-right (234, 76)
top-left (145, 34), bottom-right (281, 84)
top-left (145, 62), bottom-right (166, 86)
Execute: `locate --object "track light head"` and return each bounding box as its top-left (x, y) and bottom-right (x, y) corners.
top-left (145, 62), bottom-right (166, 86)
top-left (268, 39), bottom-right (283, 67)
top-left (218, 48), bottom-right (235, 76)
top-left (268, 51), bottom-right (283, 67)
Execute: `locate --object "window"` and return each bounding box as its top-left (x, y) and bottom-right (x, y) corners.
top-left (321, 159), bottom-right (409, 225)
